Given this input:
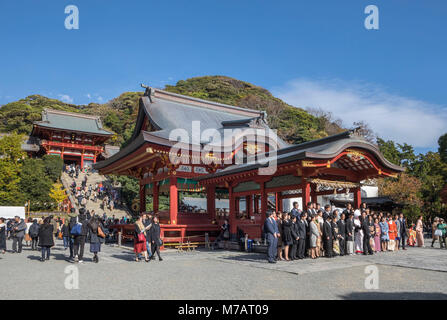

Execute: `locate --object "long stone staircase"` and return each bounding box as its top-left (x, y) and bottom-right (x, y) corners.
top-left (61, 170), bottom-right (130, 218)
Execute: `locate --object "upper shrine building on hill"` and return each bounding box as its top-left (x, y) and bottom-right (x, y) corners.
top-left (27, 108), bottom-right (115, 167)
top-left (93, 86), bottom-right (405, 242)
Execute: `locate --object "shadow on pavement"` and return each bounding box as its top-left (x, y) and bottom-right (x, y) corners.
top-left (220, 253), bottom-right (267, 263)
top-left (27, 253), bottom-right (69, 261)
top-left (339, 291), bottom-right (447, 300)
top-left (110, 254), bottom-right (136, 262)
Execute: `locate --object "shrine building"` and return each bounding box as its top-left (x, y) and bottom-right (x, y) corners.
top-left (94, 86), bottom-right (404, 243)
top-left (30, 109), bottom-right (114, 167)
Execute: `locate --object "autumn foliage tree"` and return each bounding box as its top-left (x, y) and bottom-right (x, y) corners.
top-left (49, 182), bottom-right (67, 210)
top-left (378, 173), bottom-right (424, 222)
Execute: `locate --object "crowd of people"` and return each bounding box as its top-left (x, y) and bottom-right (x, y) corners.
top-left (65, 163), bottom-right (121, 212)
top-left (263, 201), bottom-right (435, 264)
top-left (0, 209), bottom-right (113, 263)
top-left (1, 200), bottom-right (445, 265)
top-left (0, 209), bottom-right (164, 264)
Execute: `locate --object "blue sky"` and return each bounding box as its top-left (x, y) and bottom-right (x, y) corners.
top-left (0, 0), bottom-right (446, 153)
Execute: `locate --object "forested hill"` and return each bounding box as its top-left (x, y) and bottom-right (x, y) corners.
top-left (0, 76), bottom-right (344, 146)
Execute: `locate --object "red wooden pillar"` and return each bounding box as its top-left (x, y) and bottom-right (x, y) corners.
top-left (207, 185), bottom-right (216, 220)
top-left (229, 186), bottom-right (236, 235)
top-left (354, 187), bottom-right (361, 209)
top-left (139, 183), bottom-right (146, 214)
top-left (260, 181), bottom-right (267, 216)
top-left (153, 181), bottom-right (159, 213)
top-left (278, 194), bottom-right (283, 212)
top-left (169, 177), bottom-right (178, 224)
top-left (302, 180), bottom-right (311, 211)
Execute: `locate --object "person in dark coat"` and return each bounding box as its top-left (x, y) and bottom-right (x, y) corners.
top-left (345, 213), bottom-right (355, 255)
top-left (11, 216), bottom-right (26, 253)
top-left (0, 218), bottom-right (6, 254)
top-left (281, 213), bottom-right (293, 261)
top-left (38, 217), bottom-right (54, 262)
top-left (290, 215), bottom-right (299, 260)
top-left (263, 211), bottom-right (279, 263)
top-left (73, 213), bottom-right (89, 263)
top-left (337, 213), bottom-right (346, 256)
top-left (399, 213), bottom-right (407, 250)
top-left (87, 215), bottom-right (105, 263)
top-left (148, 216), bottom-right (163, 261)
top-left (67, 212), bottom-right (78, 259)
top-left (61, 220), bottom-right (71, 251)
top-left (296, 213), bottom-right (307, 259)
top-left (361, 211), bottom-right (374, 255)
top-left (323, 216), bottom-right (334, 258)
top-left (28, 219), bottom-right (40, 251)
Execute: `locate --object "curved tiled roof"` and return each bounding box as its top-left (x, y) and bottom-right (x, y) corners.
top-left (196, 129), bottom-right (405, 180)
top-left (33, 109), bottom-right (113, 136)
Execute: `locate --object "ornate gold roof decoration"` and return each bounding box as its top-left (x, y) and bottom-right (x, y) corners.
top-left (308, 178), bottom-right (360, 191)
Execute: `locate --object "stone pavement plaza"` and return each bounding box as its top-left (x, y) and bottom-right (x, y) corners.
top-left (1, 239), bottom-right (447, 300)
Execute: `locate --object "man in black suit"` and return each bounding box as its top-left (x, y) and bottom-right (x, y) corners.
top-left (361, 212), bottom-right (374, 255)
top-left (337, 212), bottom-right (346, 256)
top-left (399, 213), bottom-right (407, 250)
top-left (264, 211), bottom-right (279, 263)
top-left (345, 213), bottom-right (355, 255)
top-left (323, 204), bottom-right (331, 221)
top-left (290, 215), bottom-right (299, 260)
top-left (306, 202), bottom-right (314, 218)
top-left (296, 213), bottom-right (307, 259)
top-left (343, 203), bottom-right (354, 217)
top-left (323, 216), bottom-right (334, 258)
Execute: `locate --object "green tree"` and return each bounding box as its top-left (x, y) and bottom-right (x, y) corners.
top-left (439, 133), bottom-right (447, 164)
top-left (376, 138), bottom-right (401, 166)
top-left (0, 134), bottom-right (25, 206)
top-left (42, 155), bottom-right (63, 182)
top-left (109, 175), bottom-right (139, 210)
top-left (19, 158), bottom-right (53, 210)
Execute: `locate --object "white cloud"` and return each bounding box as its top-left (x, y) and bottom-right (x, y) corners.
top-left (86, 93), bottom-right (92, 99)
top-left (97, 96), bottom-right (104, 102)
top-left (58, 94), bottom-right (74, 104)
top-left (272, 78), bottom-right (447, 149)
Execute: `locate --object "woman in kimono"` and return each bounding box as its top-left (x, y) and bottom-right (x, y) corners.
top-left (316, 214), bottom-right (323, 257)
top-left (281, 213), bottom-right (293, 261)
top-left (388, 218), bottom-right (397, 251)
top-left (379, 216), bottom-right (389, 251)
top-left (408, 224), bottom-right (416, 246)
top-left (332, 215), bottom-right (340, 255)
top-left (415, 216), bottom-right (425, 247)
top-left (353, 210), bottom-right (363, 254)
top-left (373, 217), bottom-right (381, 252)
top-left (431, 217), bottom-right (440, 247)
